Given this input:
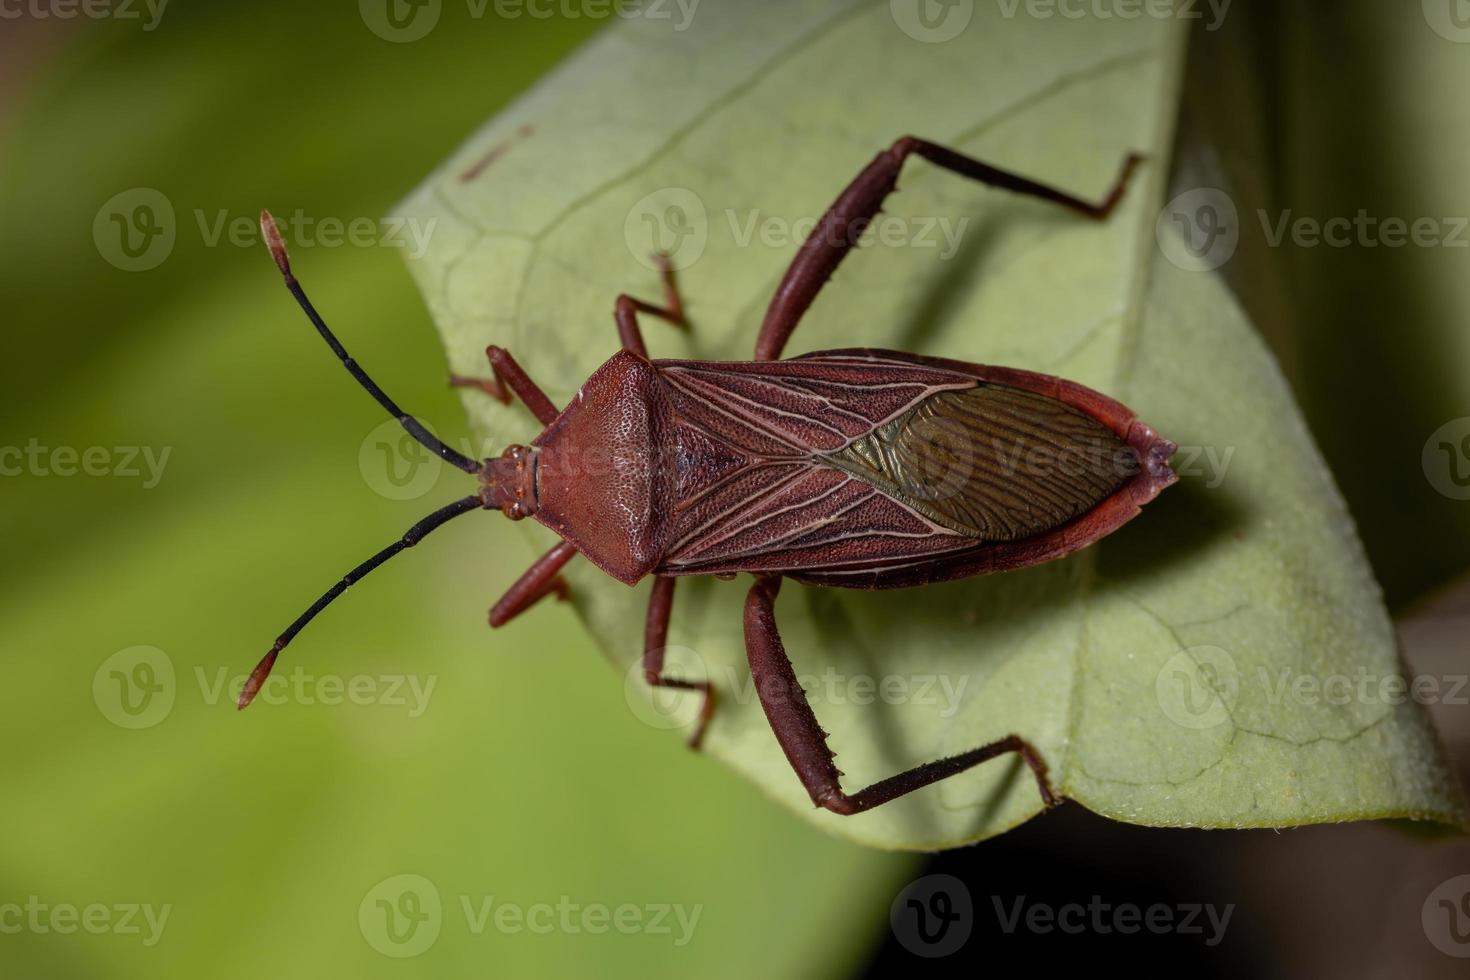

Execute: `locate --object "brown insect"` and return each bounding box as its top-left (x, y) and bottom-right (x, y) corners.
top-left (242, 136), bottom-right (1177, 816)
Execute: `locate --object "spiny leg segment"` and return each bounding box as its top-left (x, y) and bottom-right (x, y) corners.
top-left (743, 575), bottom-right (1057, 814)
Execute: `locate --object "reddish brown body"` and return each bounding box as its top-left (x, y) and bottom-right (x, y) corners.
top-left (520, 348), bottom-right (1175, 589)
top-left (249, 136), bottom-right (1174, 818)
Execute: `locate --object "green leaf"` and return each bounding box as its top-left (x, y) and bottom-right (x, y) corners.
top-left (399, 0), bottom-right (1465, 848)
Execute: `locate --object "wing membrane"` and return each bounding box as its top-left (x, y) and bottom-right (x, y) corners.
top-left (829, 385), bottom-right (1138, 540)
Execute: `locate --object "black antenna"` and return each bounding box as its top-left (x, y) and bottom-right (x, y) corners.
top-left (258, 210), bottom-right (481, 475)
top-left (241, 211), bottom-right (490, 710)
top-left (239, 493), bottom-right (483, 709)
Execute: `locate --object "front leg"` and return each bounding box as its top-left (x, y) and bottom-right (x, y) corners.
top-left (743, 574), bottom-right (1057, 815)
top-left (754, 136), bottom-right (1143, 361)
top-left (450, 345), bottom-right (560, 425)
top-left (488, 540), bottom-right (577, 627)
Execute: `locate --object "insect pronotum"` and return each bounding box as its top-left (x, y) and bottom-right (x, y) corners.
top-left (242, 136), bottom-right (1178, 816)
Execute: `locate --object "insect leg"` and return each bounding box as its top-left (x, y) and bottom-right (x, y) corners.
top-left (743, 574), bottom-right (1058, 815)
top-left (652, 253), bottom-right (688, 327)
top-left (615, 253), bottom-right (688, 358)
top-left (450, 345), bottom-right (561, 425)
top-left (753, 137), bottom-right (1144, 360)
top-left (643, 576), bottom-right (716, 749)
top-left (488, 540), bottom-right (577, 627)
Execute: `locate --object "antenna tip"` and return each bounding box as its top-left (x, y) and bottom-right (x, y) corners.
top-left (259, 209), bottom-right (291, 276)
top-left (237, 644), bottom-right (281, 710)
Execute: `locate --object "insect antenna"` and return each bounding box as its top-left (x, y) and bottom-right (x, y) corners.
top-left (239, 493), bottom-right (484, 709)
top-left (257, 209), bottom-right (481, 475)
top-left (241, 210), bottom-right (491, 710)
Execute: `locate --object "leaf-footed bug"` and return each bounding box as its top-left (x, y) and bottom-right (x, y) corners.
top-left (242, 137), bottom-right (1176, 816)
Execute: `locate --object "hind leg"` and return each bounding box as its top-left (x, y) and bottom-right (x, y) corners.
top-left (743, 574), bottom-right (1056, 814)
top-left (755, 137), bottom-right (1142, 361)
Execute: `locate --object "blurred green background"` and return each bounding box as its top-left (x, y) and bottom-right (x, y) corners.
top-left (0, 3), bottom-right (914, 977)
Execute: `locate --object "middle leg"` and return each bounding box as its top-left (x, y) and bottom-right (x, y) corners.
top-left (642, 576), bottom-right (716, 749)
